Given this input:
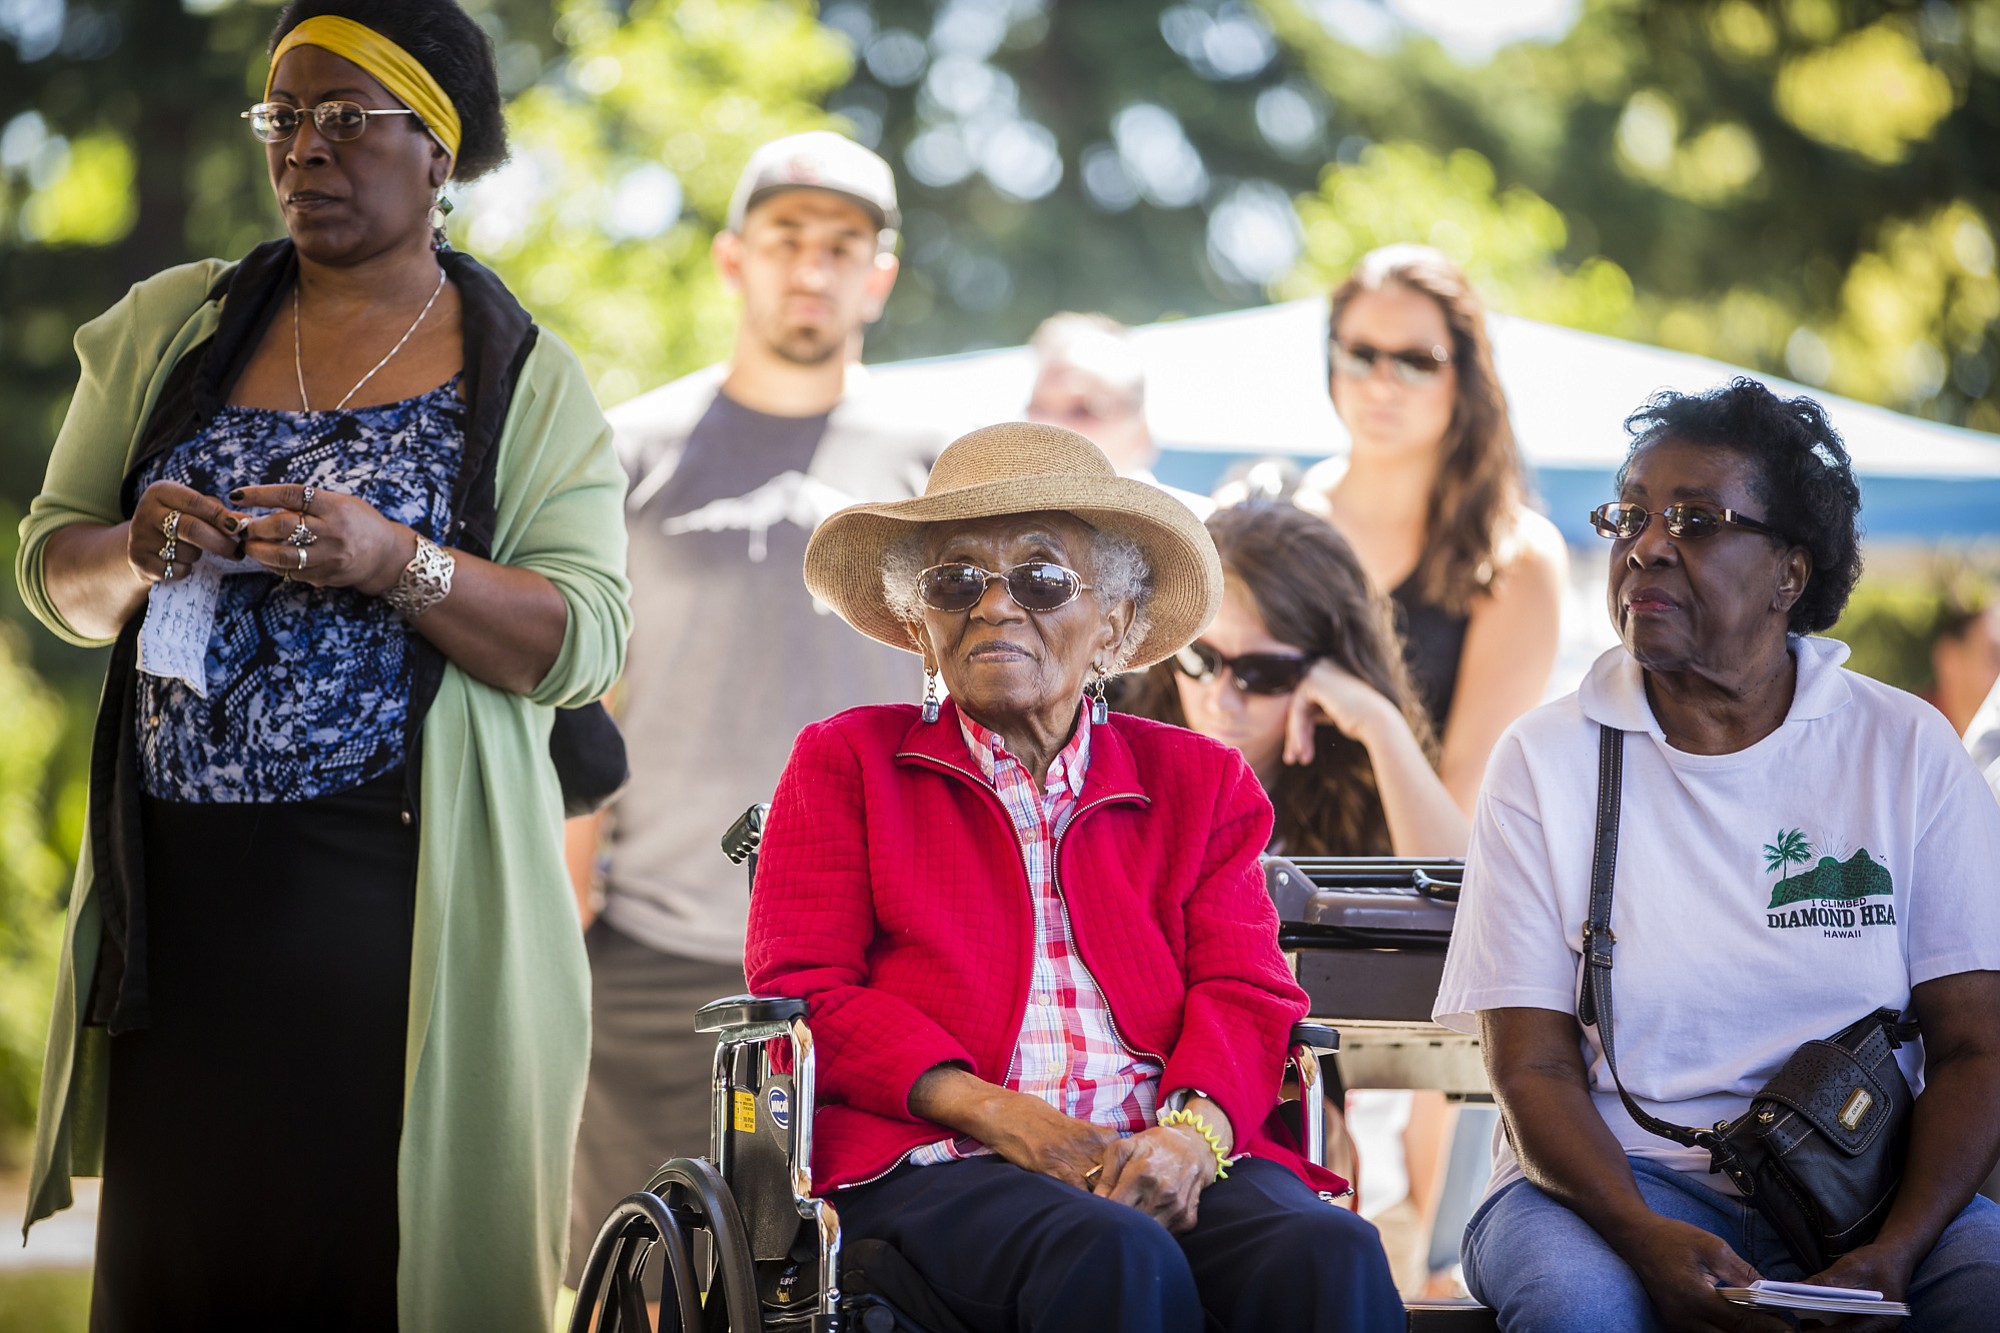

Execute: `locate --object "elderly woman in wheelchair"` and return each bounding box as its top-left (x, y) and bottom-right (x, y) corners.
top-left (717, 423), bottom-right (1401, 1333)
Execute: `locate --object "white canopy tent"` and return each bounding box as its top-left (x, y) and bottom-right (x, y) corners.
top-left (867, 298), bottom-right (2000, 545)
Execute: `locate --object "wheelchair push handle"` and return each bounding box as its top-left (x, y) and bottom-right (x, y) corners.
top-left (721, 803), bottom-right (769, 866)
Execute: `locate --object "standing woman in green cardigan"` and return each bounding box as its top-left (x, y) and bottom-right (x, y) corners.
top-left (15, 2), bottom-right (630, 1328)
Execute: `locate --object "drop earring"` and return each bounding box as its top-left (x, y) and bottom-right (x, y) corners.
top-left (430, 190), bottom-right (455, 251)
top-left (921, 668), bottom-right (941, 724)
top-left (1088, 669), bottom-right (1110, 725)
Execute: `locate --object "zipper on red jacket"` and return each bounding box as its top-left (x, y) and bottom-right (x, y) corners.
top-left (836, 1145), bottom-right (927, 1191)
top-left (1052, 795), bottom-right (1168, 1066)
top-left (894, 751), bottom-right (1160, 1074)
top-left (900, 747), bottom-right (1165, 1071)
top-left (896, 750), bottom-right (1047, 1080)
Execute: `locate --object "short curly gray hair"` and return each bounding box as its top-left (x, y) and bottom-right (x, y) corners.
top-left (882, 520), bottom-right (1154, 671)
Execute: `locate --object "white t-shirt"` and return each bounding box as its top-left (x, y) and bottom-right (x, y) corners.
top-left (1964, 674), bottom-right (2000, 801)
top-left (1434, 635), bottom-right (2000, 1197)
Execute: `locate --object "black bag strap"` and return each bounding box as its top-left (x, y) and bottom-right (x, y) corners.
top-left (1577, 726), bottom-right (1717, 1152)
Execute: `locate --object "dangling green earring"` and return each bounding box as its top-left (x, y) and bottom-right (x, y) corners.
top-left (430, 190), bottom-right (455, 251)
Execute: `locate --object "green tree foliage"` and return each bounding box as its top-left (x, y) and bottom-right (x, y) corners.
top-left (462, 0), bottom-right (855, 407)
top-left (1260, 0), bottom-right (2000, 430)
top-left (817, 0), bottom-right (1338, 356)
top-left (0, 621), bottom-right (70, 1157)
top-left (1277, 141), bottom-right (1639, 332)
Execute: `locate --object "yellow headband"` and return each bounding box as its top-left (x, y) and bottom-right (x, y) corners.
top-left (266, 15), bottom-right (462, 167)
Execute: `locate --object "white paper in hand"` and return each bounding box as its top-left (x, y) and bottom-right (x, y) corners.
top-left (1717, 1280), bottom-right (1909, 1317)
top-left (138, 554), bottom-right (264, 696)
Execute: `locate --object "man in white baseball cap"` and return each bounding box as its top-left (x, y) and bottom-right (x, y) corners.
top-left (726, 128), bottom-right (901, 238)
top-left (566, 130), bottom-right (945, 1293)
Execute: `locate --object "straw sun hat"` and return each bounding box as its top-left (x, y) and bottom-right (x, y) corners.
top-left (803, 421), bottom-right (1223, 670)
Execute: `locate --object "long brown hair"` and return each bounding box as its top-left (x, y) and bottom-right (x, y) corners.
top-left (1120, 502), bottom-right (1436, 856)
top-left (1328, 244), bottom-right (1525, 614)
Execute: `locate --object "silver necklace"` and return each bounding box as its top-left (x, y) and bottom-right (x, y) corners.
top-left (293, 266), bottom-right (447, 412)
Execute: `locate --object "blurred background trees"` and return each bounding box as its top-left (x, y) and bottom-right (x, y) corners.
top-left (3, 0), bottom-right (1998, 1151)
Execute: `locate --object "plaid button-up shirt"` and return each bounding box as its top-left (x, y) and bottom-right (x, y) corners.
top-left (912, 707), bottom-right (1163, 1165)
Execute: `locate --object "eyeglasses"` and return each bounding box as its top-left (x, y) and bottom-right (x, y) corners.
top-left (1589, 501), bottom-right (1786, 543)
top-left (917, 562), bottom-right (1093, 614)
top-left (1330, 340), bottom-right (1452, 388)
top-left (242, 100), bottom-right (419, 144)
top-left (1171, 641), bottom-right (1313, 695)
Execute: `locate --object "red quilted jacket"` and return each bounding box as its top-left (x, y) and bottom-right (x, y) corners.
top-left (745, 698), bottom-right (1347, 1197)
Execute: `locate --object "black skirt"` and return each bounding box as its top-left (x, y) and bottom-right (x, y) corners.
top-left (91, 774), bottom-right (416, 1333)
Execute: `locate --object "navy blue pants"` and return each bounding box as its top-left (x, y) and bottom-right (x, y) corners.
top-left (835, 1154), bottom-right (1401, 1333)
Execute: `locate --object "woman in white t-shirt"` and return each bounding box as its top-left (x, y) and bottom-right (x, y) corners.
top-left (1434, 378), bottom-right (2000, 1333)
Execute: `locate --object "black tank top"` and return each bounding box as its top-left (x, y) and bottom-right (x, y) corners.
top-left (1390, 572), bottom-right (1469, 737)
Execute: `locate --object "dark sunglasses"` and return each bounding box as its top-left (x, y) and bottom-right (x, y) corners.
top-left (1171, 641), bottom-right (1313, 695)
top-left (242, 100), bottom-right (419, 144)
top-left (917, 562), bottom-right (1092, 614)
top-left (1590, 501), bottom-right (1785, 543)
top-left (1330, 340), bottom-right (1452, 387)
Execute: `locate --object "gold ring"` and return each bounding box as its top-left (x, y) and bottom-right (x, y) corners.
top-left (161, 510), bottom-right (181, 540)
top-left (1082, 1164), bottom-right (1103, 1186)
top-left (300, 484), bottom-right (316, 515)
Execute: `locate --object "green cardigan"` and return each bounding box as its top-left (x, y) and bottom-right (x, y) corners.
top-left (17, 257), bottom-right (632, 1331)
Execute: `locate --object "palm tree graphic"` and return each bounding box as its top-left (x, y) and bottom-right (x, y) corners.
top-left (1762, 829), bottom-right (1814, 882)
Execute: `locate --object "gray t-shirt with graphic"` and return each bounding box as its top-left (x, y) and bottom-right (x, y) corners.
top-left (602, 367), bottom-right (940, 963)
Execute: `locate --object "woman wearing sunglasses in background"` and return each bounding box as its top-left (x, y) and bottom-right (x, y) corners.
top-left (1121, 501), bottom-right (1466, 860)
top-left (1119, 500), bottom-right (1465, 1289)
top-left (1297, 244), bottom-right (1567, 815)
top-left (15, 2), bottom-right (629, 1328)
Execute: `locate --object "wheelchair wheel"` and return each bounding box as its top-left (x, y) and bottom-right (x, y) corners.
top-left (570, 1188), bottom-right (703, 1333)
top-left (644, 1157), bottom-right (761, 1331)
top-left (570, 1157), bottom-right (761, 1333)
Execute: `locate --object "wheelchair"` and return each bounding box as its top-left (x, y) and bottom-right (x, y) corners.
top-left (568, 811), bottom-right (1485, 1332)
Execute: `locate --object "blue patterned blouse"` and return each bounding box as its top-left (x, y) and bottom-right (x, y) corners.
top-left (136, 377), bottom-right (465, 802)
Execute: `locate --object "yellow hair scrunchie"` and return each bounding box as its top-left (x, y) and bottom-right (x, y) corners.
top-left (265, 14), bottom-right (462, 167)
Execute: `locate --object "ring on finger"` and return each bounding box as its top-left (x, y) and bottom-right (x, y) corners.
top-left (300, 485), bottom-right (316, 516)
top-left (297, 546), bottom-right (309, 571)
top-left (157, 542), bottom-right (178, 564)
top-left (1082, 1164), bottom-right (1104, 1186)
top-left (162, 561), bottom-right (178, 582)
top-left (287, 518), bottom-right (317, 548)
top-left (160, 510), bottom-right (181, 541)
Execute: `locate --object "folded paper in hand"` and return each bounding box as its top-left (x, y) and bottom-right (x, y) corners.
top-left (1717, 1280), bottom-right (1910, 1317)
top-left (138, 554), bottom-right (264, 696)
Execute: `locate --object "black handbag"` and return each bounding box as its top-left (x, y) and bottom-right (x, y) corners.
top-left (549, 699), bottom-right (629, 818)
top-left (1578, 726), bottom-right (1918, 1275)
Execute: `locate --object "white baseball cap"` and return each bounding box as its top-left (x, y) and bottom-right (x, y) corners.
top-left (725, 131), bottom-right (901, 235)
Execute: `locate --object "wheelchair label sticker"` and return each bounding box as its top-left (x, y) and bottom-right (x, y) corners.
top-left (767, 1086), bottom-right (791, 1131)
top-left (733, 1089), bottom-right (758, 1133)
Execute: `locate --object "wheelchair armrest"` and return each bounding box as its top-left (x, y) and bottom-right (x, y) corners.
top-left (1289, 1021), bottom-right (1340, 1054)
top-left (694, 993), bottom-right (807, 1035)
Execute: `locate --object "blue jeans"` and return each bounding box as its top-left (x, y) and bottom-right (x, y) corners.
top-left (1463, 1155), bottom-right (2000, 1332)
